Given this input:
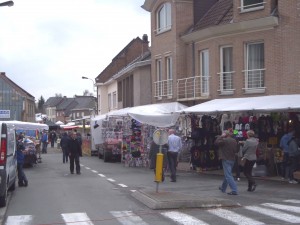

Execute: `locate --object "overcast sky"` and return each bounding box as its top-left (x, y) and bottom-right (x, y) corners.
top-left (0, 0), bottom-right (150, 101)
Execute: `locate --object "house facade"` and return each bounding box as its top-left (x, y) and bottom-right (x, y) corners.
top-left (96, 35), bottom-right (151, 115)
top-left (142, 0), bottom-right (300, 106)
top-left (0, 72), bottom-right (35, 122)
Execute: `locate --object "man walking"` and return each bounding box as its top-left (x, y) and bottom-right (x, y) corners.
top-left (167, 129), bottom-right (182, 182)
top-left (215, 129), bottom-right (238, 195)
top-left (41, 130), bottom-right (48, 153)
top-left (68, 132), bottom-right (81, 175)
top-left (60, 132), bottom-right (70, 163)
top-left (17, 134), bottom-right (28, 187)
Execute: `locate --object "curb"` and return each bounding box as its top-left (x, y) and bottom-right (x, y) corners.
top-left (131, 189), bottom-right (240, 210)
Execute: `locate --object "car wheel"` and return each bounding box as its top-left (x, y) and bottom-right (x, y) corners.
top-left (0, 183), bottom-right (8, 207)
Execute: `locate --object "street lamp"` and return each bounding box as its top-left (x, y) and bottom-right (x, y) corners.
top-left (82, 76), bottom-right (98, 114)
top-left (0, 1), bottom-right (14, 7)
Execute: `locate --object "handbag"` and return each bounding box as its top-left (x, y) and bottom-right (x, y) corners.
top-left (240, 157), bottom-right (246, 167)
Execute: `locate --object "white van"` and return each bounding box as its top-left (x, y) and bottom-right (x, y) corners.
top-left (0, 122), bottom-right (17, 207)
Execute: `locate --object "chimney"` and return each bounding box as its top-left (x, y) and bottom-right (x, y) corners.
top-left (142, 34), bottom-right (149, 43)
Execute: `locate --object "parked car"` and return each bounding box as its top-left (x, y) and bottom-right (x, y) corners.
top-left (0, 122), bottom-right (17, 207)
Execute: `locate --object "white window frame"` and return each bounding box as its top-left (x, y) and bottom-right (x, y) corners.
top-left (243, 41), bottom-right (265, 93)
top-left (219, 46), bottom-right (234, 94)
top-left (156, 2), bottom-right (171, 34)
top-left (200, 50), bottom-right (210, 96)
top-left (156, 59), bottom-right (162, 97)
top-left (166, 56), bottom-right (173, 96)
top-left (112, 91), bottom-right (117, 109)
top-left (240, 0), bottom-right (265, 13)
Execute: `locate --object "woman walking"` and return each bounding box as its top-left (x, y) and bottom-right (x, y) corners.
top-left (240, 130), bottom-right (259, 192)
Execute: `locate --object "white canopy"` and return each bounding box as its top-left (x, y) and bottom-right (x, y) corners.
top-left (55, 121), bottom-right (64, 125)
top-left (128, 102), bottom-right (187, 127)
top-left (182, 95), bottom-right (300, 114)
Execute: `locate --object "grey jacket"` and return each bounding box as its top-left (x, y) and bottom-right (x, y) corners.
top-left (215, 136), bottom-right (238, 161)
top-left (242, 137), bottom-right (258, 161)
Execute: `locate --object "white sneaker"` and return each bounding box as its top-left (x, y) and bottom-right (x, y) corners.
top-left (289, 180), bottom-right (298, 184)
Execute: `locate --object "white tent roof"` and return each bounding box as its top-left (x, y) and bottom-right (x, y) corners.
top-left (128, 102), bottom-right (187, 127)
top-left (182, 95), bottom-right (300, 114)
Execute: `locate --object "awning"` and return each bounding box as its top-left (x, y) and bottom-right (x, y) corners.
top-left (182, 95), bottom-right (300, 114)
top-left (128, 102), bottom-right (187, 127)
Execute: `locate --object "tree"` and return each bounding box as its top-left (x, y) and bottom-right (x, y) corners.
top-left (83, 89), bottom-right (93, 96)
top-left (37, 96), bottom-right (45, 113)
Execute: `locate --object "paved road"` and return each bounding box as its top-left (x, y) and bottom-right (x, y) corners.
top-left (1, 147), bottom-right (300, 225)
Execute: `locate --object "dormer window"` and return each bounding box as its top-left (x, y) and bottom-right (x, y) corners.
top-left (240, 0), bottom-right (264, 12)
top-left (156, 2), bottom-right (171, 34)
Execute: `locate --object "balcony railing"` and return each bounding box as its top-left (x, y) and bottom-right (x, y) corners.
top-left (243, 68), bottom-right (266, 93)
top-left (218, 71), bottom-right (235, 95)
top-left (177, 75), bottom-right (210, 101)
top-left (154, 79), bottom-right (173, 98)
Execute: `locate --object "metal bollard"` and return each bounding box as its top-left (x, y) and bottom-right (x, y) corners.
top-left (155, 153), bottom-right (164, 182)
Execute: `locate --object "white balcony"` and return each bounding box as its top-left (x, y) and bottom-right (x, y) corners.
top-left (243, 68), bottom-right (266, 94)
top-left (177, 76), bottom-right (210, 101)
top-left (154, 79), bottom-right (173, 98)
top-left (218, 71), bottom-right (235, 95)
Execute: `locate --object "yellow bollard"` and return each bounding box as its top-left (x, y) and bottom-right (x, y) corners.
top-left (155, 153), bottom-right (164, 182)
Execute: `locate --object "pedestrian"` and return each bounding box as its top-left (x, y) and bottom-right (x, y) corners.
top-left (149, 139), bottom-right (168, 182)
top-left (279, 128), bottom-right (294, 180)
top-left (49, 131), bottom-right (57, 148)
top-left (167, 129), bottom-right (182, 182)
top-left (16, 134), bottom-right (28, 187)
top-left (287, 135), bottom-right (300, 184)
top-left (60, 132), bottom-right (69, 163)
top-left (41, 130), bottom-right (48, 153)
top-left (240, 130), bottom-right (259, 192)
top-left (68, 132), bottom-right (81, 175)
top-left (215, 129), bottom-right (238, 195)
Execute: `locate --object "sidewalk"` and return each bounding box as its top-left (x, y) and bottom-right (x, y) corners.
top-left (132, 162), bottom-right (289, 210)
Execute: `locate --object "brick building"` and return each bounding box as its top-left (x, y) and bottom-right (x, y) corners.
top-left (142, 0), bottom-right (300, 106)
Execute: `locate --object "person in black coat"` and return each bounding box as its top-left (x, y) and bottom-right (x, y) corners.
top-left (68, 132), bottom-right (81, 174)
top-left (60, 132), bottom-right (70, 163)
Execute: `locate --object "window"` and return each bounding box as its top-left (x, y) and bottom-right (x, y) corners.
top-left (200, 50), bottom-right (210, 96)
top-left (113, 91), bottom-right (117, 109)
top-left (108, 93), bottom-right (112, 110)
top-left (240, 0), bottom-right (264, 12)
top-left (166, 56), bottom-right (173, 96)
top-left (156, 59), bottom-right (162, 97)
top-left (244, 42), bottom-right (265, 92)
top-left (156, 3), bottom-right (171, 33)
top-left (219, 46), bottom-right (234, 93)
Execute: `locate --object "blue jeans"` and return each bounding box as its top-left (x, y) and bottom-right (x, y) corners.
top-left (17, 163), bottom-right (28, 184)
top-left (220, 160), bottom-right (238, 193)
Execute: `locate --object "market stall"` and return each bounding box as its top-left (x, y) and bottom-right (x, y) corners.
top-left (180, 94), bottom-right (300, 176)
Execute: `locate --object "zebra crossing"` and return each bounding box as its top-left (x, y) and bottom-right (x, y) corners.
top-left (5, 200), bottom-right (300, 225)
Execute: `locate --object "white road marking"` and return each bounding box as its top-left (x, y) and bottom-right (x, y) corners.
top-left (62, 212), bottom-right (94, 225)
top-left (283, 199), bottom-right (300, 204)
top-left (245, 205), bottom-right (300, 223)
top-left (161, 211), bottom-right (209, 225)
top-left (107, 178), bottom-right (116, 182)
top-left (118, 184), bottom-right (128, 188)
top-left (110, 211), bottom-right (148, 225)
top-left (208, 208), bottom-right (265, 225)
top-left (91, 170), bottom-right (98, 173)
top-left (5, 215), bottom-right (33, 225)
top-left (98, 174), bottom-right (106, 177)
top-left (262, 203), bottom-right (300, 213)
top-left (130, 190), bottom-right (136, 192)
top-left (85, 167), bottom-right (90, 170)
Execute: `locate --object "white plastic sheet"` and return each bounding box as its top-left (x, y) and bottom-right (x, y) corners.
top-left (182, 95), bottom-right (300, 114)
top-left (128, 102), bottom-right (187, 127)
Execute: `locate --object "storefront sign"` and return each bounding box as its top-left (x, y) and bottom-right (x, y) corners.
top-left (0, 110), bottom-right (10, 119)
